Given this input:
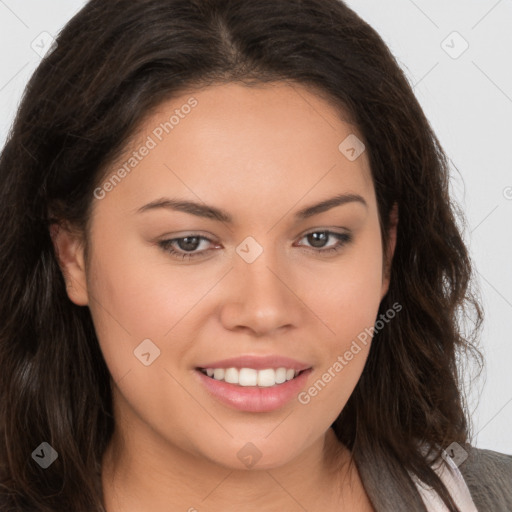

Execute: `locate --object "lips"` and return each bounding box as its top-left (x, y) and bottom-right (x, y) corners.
top-left (195, 366), bottom-right (313, 412)
top-left (193, 354), bottom-right (313, 412)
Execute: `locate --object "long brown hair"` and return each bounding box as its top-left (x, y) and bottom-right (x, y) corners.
top-left (0, 0), bottom-right (483, 510)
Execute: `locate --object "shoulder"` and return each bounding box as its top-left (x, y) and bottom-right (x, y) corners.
top-left (458, 444), bottom-right (512, 510)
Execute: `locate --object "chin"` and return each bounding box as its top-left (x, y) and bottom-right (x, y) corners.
top-left (200, 440), bottom-right (300, 471)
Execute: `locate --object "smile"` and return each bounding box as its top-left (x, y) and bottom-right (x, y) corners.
top-left (198, 367), bottom-right (306, 387)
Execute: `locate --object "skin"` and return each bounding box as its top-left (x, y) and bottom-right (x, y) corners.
top-left (52, 81), bottom-right (398, 511)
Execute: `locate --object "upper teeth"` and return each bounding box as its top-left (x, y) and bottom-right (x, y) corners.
top-left (201, 367), bottom-right (300, 387)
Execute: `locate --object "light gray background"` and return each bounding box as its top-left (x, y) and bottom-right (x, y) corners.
top-left (0, 1), bottom-right (510, 454)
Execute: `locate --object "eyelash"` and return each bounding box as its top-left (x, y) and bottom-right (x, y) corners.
top-left (157, 230), bottom-right (353, 261)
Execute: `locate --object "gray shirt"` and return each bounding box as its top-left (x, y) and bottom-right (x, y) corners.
top-left (357, 444), bottom-right (512, 511)
top-left (459, 446), bottom-right (512, 511)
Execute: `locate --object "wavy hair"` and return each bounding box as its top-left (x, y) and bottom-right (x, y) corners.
top-left (0, 0), bottom-right (483, 510)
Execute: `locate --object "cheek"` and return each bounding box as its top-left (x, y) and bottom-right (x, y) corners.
top-left (310, 231), bottom-right (384, 344)
top-left (84, 236), bottom-right (178, 382)
top-left (298, 249), bottom-right (383, 418)
top-left (84, 228), bottom-right (229, 387)
top-left (86, 229), bottom-right (203, 331)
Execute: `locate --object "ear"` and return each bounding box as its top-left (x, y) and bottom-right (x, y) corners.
top-left (49, 221), bottom-right (89, 306)
top-left (380, 202), bottom-right (398, 300)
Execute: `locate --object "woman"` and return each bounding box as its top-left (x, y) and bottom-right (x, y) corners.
top-left (0, 0), bottom-right (510, 510)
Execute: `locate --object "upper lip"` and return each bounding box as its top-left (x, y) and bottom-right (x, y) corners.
top-left (196, 355), bottom-right (312, 372)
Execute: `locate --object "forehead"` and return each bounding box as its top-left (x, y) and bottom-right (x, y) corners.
top-left (94, 82), bottom-right (375, 221)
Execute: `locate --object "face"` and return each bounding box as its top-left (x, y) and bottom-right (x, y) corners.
top-left (53, 82), bottom-right (397, 471)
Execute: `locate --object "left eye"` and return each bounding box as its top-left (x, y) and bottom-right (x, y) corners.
top-left (158, 230), bottom-right (352, 260)
top-left (158, 235), bottom-right (214, 260)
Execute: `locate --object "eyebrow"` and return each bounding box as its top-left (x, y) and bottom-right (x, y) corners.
top-left (135, 193), bottom-right (368, 223)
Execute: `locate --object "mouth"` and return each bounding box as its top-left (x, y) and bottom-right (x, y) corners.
top-left (194, 366), bottom-right (313, 412)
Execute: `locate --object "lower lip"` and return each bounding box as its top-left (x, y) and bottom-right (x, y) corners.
top-left (195, 368), bottom-right (312, 412)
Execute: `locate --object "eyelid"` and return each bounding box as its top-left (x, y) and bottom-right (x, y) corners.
top-left (300, 226), bottom-right (349, 237)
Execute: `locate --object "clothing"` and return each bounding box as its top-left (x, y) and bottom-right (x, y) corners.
top-left (357, 444), bottom-right (512, 511)
top-left (458, 445), bottom-right (512, 511)
top-left (411, 447), bottom-right (478, 511)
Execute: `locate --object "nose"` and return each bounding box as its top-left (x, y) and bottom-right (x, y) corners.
top-left (219, 245), bottom-right (304, 337)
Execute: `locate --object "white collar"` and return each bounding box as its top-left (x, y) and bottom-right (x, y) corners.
top-left (410, 447), bottom-right (478, 511)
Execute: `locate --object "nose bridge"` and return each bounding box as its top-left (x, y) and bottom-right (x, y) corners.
top-left (225, 234), bottom-right (300, 333)
top-left (237, 236), bottom-right (287, 301)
